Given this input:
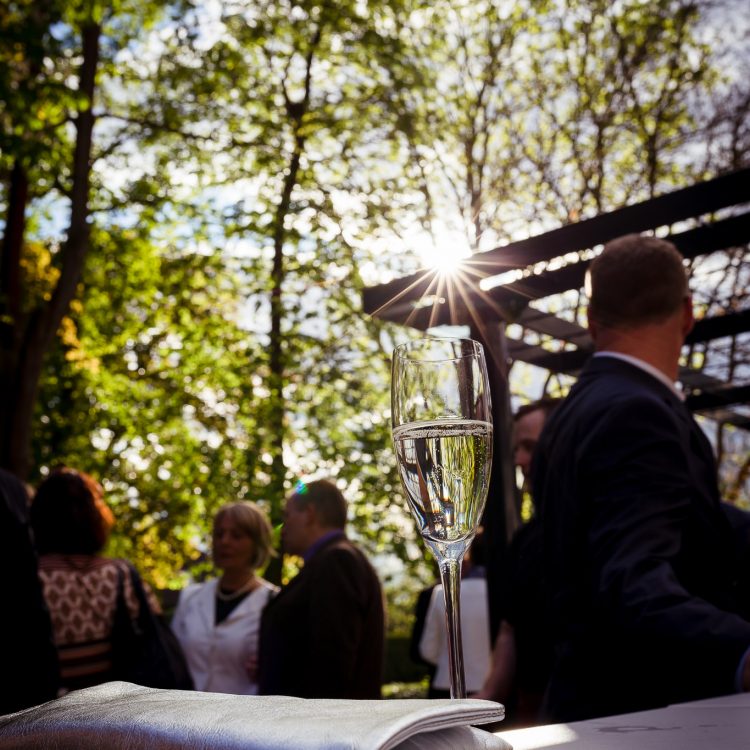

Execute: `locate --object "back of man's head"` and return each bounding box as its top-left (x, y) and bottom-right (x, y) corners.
top-left (294, 479), bottom-right (348, 530)
top-left (586, 234), bottom-right (688, 330)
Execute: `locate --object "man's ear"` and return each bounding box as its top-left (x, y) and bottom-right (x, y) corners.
top-left (302, 503), bottom-right (317, 528)
top-left (681, 295), bottom-right (695, 338)
top-left (587, 315), bottom-right (599, 343)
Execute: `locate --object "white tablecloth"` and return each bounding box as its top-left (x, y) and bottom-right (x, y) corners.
top-left (0, 681), bottom-right (509, 750)
top-left (494, 693), bottom-right (750, 750)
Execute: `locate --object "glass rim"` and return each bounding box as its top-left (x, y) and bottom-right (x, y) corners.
top-left (393, 336), bottom-right (485, 363)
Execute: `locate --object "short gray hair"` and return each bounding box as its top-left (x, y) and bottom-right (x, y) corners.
top-left (290, 479), bottom-right (347, 529)
top-left (586, 234), bottom-right (688, 330)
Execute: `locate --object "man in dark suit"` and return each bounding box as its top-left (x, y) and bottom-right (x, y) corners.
top-left (258, 479), bottom-right (384, 698)
top-left (534, 234), bottom-right (750, 722)
top-left (476, 398), bottom-right (560, 725)
top-left (0, 469), bottom-right (59, 713)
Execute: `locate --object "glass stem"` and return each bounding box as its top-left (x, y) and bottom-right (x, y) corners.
top-left (439, 556), bottom-right (466, 699)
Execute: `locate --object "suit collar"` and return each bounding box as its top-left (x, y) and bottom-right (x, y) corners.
top-left (581, 354), bottom-right (686, 411)
top-left (303, 529), bottom-right (346, 564)
top-left (593, 351), bottom-right (684, 400)
top-left (269, 533), bottom-right (348, 604)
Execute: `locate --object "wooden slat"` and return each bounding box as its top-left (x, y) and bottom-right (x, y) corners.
top-left (693, 408), bottom-right (750, 429)
top-left (687, 309), bottom-right (750, 344)
top-left (484, 210), bottom-right (750, 309)
top-left (363, 167), bottom-right (750, 316)
top-left (365, 202), bottom-right (750, 330)
top-left (685, 384), bottom-right (750, 411)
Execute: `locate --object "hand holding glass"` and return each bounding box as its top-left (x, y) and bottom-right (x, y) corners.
top-left (391, 337), bottom-right (493, 698)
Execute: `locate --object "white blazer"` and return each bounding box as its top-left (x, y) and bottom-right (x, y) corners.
top-left (419, 577), bottom-right (491, 692)
top-left (171, 578), bottom-right (278, 694)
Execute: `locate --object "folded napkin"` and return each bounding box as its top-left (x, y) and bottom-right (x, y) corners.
top-left (0, 681), bottom-right (510, 750)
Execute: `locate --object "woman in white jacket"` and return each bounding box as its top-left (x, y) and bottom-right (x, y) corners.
top-left (171, 501), bottom-right (278, 694)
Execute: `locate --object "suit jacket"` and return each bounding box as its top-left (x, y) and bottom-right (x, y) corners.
top-left (258, 533), bottom-right (384, 699)
top-left (501, 517), bottom-right (552, 709)
top-left (534, 355), bottom-right (750, 722)
top-left (1, 470), bottom-right (59, 713)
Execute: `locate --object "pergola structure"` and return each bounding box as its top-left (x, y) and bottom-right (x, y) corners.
top-left (362, 166), bottom-right (750, 636)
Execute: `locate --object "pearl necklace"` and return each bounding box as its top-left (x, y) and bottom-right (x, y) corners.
top-left (215, 577), bottom-right (256, 602)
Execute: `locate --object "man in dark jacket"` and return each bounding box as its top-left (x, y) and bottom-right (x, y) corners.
top-left (258, 479), bottom-right (384, 698)
top-left (476, 398), bottom-right (560, 725)
top-left (1, 468), bottom-right (59, 713)
top-left (534, 234), bottom-right (750, 722)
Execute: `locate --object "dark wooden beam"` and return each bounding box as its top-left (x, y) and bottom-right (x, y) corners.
top-left (485, 210), bottom-right (750, 309)
top-left (687, 308), bottom-right (750, 344)
top-left (461, 167), bottom-right (750, 278)
top-left (692, 408), bottom-right (750, 429)
top-left (506, 308), bottom-right (750, 378)
top-left (363, 167), bottom-right (750, 319)
top-left (685, 384), bottom-right (750, 411)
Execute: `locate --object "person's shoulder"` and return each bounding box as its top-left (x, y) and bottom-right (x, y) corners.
top-left (427, 583), bottom-right (444, 610)
top-left (109, 557), bottom-right (133, 573)
top-left (330, 537), bottom-right (375, 567)
top-left (175, 579), bottom-right (213, 607)
top-left (563, 368), bottom-right (677, 434)
top-left (583, 357), bottom-right (678, 404)
top-left (315, 538), bottom-right (379, 580)
top-left (257, 577), bottom-right (280, 596)
top-left (38, 553), bottom-right (107, 572)
top-left (182, 579), bottom-right (213, 596)
top-left (315, 537), bottom-right (358, 565)
top-left (37, 553), bottom-right (62, 572)
top-left (461, 576), bottom-right (488, 593)
top-left (722, 502), bottom-right (750, 532)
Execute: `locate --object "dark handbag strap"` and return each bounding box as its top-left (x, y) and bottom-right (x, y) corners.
top-left (120, 562), bottom-right (154, 629)
top-left (115, 563), bottom-right (125, 603)
top-left (114, 563), bottom-right (194, 690)
top-left (112, 562), bottom-right (142, 635)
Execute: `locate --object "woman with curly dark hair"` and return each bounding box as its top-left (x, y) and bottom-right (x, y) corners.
top-left (31, 467), bottom-right (161, 694)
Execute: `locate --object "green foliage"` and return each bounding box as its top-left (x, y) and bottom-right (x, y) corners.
top-left (384, 636), bottom-right (429, 684)
top-left (20, 0), bottom-right (433, 590)
top-left (5, 0), bottom-right (748, 615)
top-left (32, 220), bottom-right (266, 586)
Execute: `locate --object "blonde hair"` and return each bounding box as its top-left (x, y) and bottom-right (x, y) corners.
top-left (213, 501), bottom-right (275, 570)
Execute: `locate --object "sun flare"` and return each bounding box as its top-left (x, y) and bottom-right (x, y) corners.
top-left (414, 229), bottom-right (471, 275)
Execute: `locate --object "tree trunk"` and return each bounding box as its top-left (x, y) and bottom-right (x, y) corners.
top-left (0, 162), bottom-right (30, 475)
top-left (261, 29), bottom-right (320, 585)
top-left (0, 22), bottom-right (100, 479)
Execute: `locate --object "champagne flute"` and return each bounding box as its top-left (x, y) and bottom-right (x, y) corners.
top-left (391, 337), bottom-right (493, 699)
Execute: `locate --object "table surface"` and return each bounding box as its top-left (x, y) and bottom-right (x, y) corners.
top-left (492, 693), bottom-right (750, 750)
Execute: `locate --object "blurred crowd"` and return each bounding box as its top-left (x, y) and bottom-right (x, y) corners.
top-left (4, 233), bottom-right (750, 727)
top-left (1, 471), bottom-right (383, 714)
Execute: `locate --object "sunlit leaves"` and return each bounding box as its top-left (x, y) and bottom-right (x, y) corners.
top-left (9, 0), bottom-right (749, 606)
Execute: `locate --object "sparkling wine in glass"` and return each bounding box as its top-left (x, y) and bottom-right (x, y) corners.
top-left (391, 337), bottom-right (493, 699)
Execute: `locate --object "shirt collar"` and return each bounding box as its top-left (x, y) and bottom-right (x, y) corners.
top-left (594, 351), bottom-right (685, 401)
top-left (303, 529), bottom-right (346, 564)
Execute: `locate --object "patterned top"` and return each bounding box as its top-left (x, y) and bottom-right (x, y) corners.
top-left (38, 554), bottom-right (160, 693)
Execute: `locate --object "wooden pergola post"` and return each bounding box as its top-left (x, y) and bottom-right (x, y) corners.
top-left (470, 319), bottom-right (518, 639)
